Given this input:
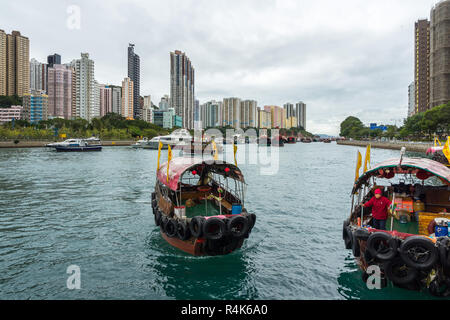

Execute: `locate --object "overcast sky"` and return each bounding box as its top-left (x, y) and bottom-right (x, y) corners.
top-left (1, 0), bottom-right (440, 134)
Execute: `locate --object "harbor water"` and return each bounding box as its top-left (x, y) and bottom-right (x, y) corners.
top-left (0, 143), bottom-right (442, 299)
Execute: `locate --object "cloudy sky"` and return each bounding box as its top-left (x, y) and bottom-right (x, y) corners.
top-left (1, 0), bottom-right (439, 134)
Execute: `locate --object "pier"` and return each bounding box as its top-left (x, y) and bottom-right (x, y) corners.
top-left (337, 140), bottom-right (432, 153)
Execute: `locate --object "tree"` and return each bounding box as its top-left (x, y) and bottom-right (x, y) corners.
top-left (340, 116), bottom-right (364, 138)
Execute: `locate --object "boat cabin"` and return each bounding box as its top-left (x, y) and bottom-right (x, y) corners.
top-left (155, 157), bottom-right (246, 219)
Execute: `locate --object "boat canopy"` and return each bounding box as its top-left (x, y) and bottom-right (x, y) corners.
top-left (157, 157), bottom-right (245, 191)
top-left (353, 157), bottom-right (450, 193)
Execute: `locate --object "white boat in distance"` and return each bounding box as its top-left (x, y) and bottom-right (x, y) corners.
top-left (141, 129), bottom-right (193, 150)
top-left (46, 137), bottom-right (101, 148)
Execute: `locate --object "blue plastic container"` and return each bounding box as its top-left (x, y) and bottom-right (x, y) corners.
top-left (231, 204), bottom-right (242, 215)
top-left (435, 225), bottom-right (449, 237)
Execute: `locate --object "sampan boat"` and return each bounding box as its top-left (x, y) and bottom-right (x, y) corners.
top-left (343, 156), bottom-right (450, 296)
top-left (151, 157), bottom-right (256, 256)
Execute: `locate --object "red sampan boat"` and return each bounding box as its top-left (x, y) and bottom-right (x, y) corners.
top-left (151, 157), bottom-right (256, 256)
top-left (343, 157), bottom-right (450, 297)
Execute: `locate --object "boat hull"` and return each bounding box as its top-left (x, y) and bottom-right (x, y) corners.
top-left (55, 146), bottom-right (102, 152)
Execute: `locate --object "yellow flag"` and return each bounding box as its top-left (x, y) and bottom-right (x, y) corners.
top-left (363, 144), bottom-right (371, 173)
top-left (157, 141), bottom-right (163, 171)
top-left (233, 143), bottom-right (238, 166)
top-left (212, 140), bottom-right (218, 161)
top-left (443, 137), bottom-right (450, 164)
top-left (167, 144), bottom-right (172, 183)
top-left (355, 150), bottom-right (362, 182)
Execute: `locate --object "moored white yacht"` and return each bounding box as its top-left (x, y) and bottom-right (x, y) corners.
top-left (142, 129), bottom-right (192, 150)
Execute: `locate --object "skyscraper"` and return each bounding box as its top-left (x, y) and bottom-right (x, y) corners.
top-left (408, 81), bottom-right (416, 118)
top-left (70, 53), bottom-right (99, 121)
top-left (47, 64), bottom-right (73, 119)
top-left (109, 85), bottom-right (122, 115)
top-left (414, 19), bottom-right (430, 113)
top-left (142, 95), bottom-right (153, 123)
top-left (121, 77), bottom-right (134, 119)
top-left (170, 50), bottom-right (195, 129)
top-left (47, 54), bottom-right (61, 68)
top-left (222, 97), bottom-right (241, 128)
top-left (0, 30), bottom-right (29, 96)
top-left (200, 100), bottom-right (222, 128)
top-left (264, 105), bottom-right (284, 129)
top-left (430, 0), bottom-right (450, 108)
top-left (241, 100), bottom-right (257, 128)
top-left (30, 58), bottom-right (47, 93)
top-left (128, 44), bottom-right (140, 119)
top-left (295, 102), bottom-right (306, 129)
top-left (99, 84), bottom-right (112, 117)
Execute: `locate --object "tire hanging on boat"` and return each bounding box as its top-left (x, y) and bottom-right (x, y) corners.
top-left (399, 236), bottom-right (438, 271)
top-left (165, 219), bottom-right (178, 238)
top-left (352, 232), bottom-right (361, 257)
top-left (438, 238), bottom-right (450, 275)
top-left (189, 216), bottom-right (205, 238)
top-left (343, 220), bottom-right (353, 250)
top-left (227, 215), bottom-right (249, 238)
top-left (429, 278), bottom-right (450, 298)
top-left (354, 228), bottom-right (370, 241)
top-left (160, 215), bottom-right (169, 233)
top-left (247, 213), bottom-right (256, 231)
top-left (154, 210), bottom-right (162, 226)
top-left (383, 257), bottom-right (419, 286)
top-left (202, 217), bottom-right (226, 241)
top-left (176, 220), bottom-right (191, 240)
top-left (366, 232), bottom-right (399, 261)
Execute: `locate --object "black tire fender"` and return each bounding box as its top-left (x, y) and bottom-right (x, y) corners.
top-left (189, 216), bottom-right (205, 238)
top-left (202, 217), bottom-right (226, 241)
top-left (367, 232), bottom-right (398, 261)
top-left (352, 232), bottom-right (361, 257)
top-left (160, 215), bottom-right (169, 233)
top-left (165, 219), bottom-right (178, 238)
top-left (354, 228), bottom-right (371, 241)
top-left (383, 257), bottom-right (419, 286)
top-left (176, 220), bottom-right (191, 240)
top-left (227, 215), bottom-right (249, 238)
top-left (399, 236), bottom-right (438, 271)
top-left (344, 227), bottom-right (353, 250)
top-left (154, 210), bottom-right (162, 226)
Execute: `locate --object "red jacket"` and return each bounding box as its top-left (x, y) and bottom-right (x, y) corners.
top-left (364, 196), bottom-right (392, 220)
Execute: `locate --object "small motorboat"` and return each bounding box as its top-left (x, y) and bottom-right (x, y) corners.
top-left (343, 153), bottom-right (450, 297)
top-left (286, 137), bottom-right (297, 144)
top-left (151, 157), bottom-right (256, 256)
top-left (54, 138), bottom-right (102, 152)
top-left (131, 137), bottom-right (149, 149)
top-left (323, 139), bottom-right (331, 143)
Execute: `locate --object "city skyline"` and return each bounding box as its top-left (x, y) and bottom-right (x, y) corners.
top-left (0, 0), bottom-right (444, 134)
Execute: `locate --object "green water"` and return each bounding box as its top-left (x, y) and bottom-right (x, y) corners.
top-left (0, 143), bottom-right (445, 299)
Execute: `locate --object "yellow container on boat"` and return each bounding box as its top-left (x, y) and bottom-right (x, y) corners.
top-left (413, 200), bottom-right (425, 212)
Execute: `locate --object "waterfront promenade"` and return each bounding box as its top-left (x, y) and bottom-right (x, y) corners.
top-left (337, 140), bottom-right (432, 153)
top-left (0, 140), bottom-right (135, 148)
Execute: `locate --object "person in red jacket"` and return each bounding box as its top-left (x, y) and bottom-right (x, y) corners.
top-left (362, 188), bottom-right (392, 230)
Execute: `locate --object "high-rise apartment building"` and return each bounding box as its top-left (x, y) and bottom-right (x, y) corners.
top-left (159, 95), bottom-right (170, 111)
top-left (128, 44), bottom-right (140, 119)
top-left (108, 85), bottom-right (122, 115)
top-left (70, 53), bottom-right (99, 121)
top-left (222, 97), bottom-right (241, 129)
top-left (47, 64), bottom-right (73, 119)
top-left (201, 100), bottom-right (222, 128)
top-left (295, 102), bottom-right (306, 129)
top-left (414, 19), bottom-right (431, 113)
top-left (240, 100), bottom-right (257, 128)
top-left (47, 54), bottom-right (61, 68)
top-left (0, 30), bottom-right (6, 95)
top-left (142, 95), bottom-right (153, 123)
top-left (0, 30), bottom-right (30, 96)
top-left (264, 105), bottom-right (284, 129)
top-left (170, 50), bottom-right (195, 129)
top-left (258, 108), bottom-right (271, 129)
top-left (430, 0), bottom-right (450, 108)
top-left (22, 91), bottom-right (48, 123)
top-left (408, 81), bottom-right (416, 117)
top-left (30, 58), bottom-right (47, 93)
top-left (121, 77), bottom-right (134, 119)
top-left (99, 84), bottom-right (112, 117)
